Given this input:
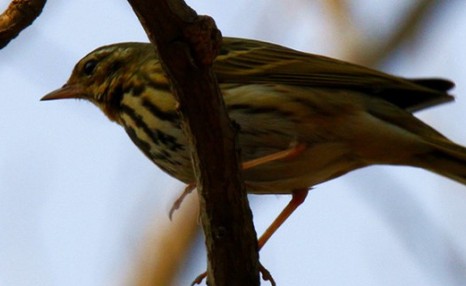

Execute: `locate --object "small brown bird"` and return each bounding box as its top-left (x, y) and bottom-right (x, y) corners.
top-left (42, 37), bottom-right (465, 252)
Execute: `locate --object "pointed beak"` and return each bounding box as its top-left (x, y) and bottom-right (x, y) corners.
top-left (41, 84), bottom-right (85, 101)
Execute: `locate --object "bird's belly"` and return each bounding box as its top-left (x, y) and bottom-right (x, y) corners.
top-left (128, 122), bottom-right (364, 194)
top-left (147, 140), bottom-right (364, 195)
top-left (241, 142), bottom-right (364, 194)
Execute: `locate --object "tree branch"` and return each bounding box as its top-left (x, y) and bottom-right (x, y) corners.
top-left (351, 0), bottom-right (443, 66)
top-left (131, 194), bottom-right (200, 286)
top-left (0, 0), bottom-right (46, 49)
top-left (126, 1), bottom-right (260, 285)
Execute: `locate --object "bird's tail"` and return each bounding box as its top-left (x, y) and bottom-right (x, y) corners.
top-left (414, 139), bottom-right (466, 185)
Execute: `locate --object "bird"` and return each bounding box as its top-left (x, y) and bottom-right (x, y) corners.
top-left (42, 37), bottom-right (465, 256)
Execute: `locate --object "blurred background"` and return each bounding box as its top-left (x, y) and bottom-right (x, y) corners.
top-left (1, 0), bottom-right (466, 285)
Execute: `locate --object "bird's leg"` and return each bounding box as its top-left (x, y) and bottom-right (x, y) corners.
top-left (258, 188), bottom-right (309, 250)
top-left (189, 145), bottom-right (308, 285)
top-left (242, 142), bottom-right (307, 170)
top-left (170, 143), bottom-right (307, 218)
top-left (169, 183), bottom-right (196, 220)
top-left (191, 189), bottom-right (308, 286)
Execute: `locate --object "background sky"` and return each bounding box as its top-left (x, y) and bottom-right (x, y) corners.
top-left (1, 1), bottom-right (466, 285)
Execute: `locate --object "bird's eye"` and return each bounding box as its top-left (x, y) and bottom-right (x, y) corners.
top-left (83, 60), bottom-right (98, 76)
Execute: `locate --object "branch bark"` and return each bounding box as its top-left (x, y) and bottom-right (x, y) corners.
top-left (126, 1), bottom-right (260, 285)
top-left (0, 0), bottom-right (46, 49)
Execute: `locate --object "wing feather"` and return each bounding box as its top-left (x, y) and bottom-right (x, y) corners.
top-left (215, 38), bottom-right (454, 112)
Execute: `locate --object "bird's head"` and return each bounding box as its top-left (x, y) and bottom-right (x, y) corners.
top-left (42, 43), bottom-right (159, 122)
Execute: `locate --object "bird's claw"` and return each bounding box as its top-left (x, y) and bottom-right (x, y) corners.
top-left (190, 263), bottom-right (275, 286)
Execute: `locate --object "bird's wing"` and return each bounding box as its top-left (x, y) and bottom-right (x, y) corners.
top-left (215, 37), bottom-right (454, 112)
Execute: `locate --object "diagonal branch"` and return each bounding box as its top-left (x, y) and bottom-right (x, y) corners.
top-left (126, 1), bottom-right (260, 285)
top-left (350, 0), bottom-right (444, 66)
top-left (0, 0), bottom-right (46, 49)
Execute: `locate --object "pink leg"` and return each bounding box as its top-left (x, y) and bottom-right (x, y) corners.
top-left (258, 189), bottom-right (309, 250)
top-left (242, 143), bottom-right (306, 170)
top-left (170, 143), bottom-right (307, 218)
top-left (169, 183), bottom-right (196, 220)
top-left (191, 189), bottom-right (308, 285)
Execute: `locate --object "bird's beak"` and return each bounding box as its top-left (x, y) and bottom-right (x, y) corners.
top-left (41, 84), bottom-right (85, 101)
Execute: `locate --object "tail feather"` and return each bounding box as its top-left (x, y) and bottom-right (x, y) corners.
top-left (410, 78), bottom-right (455, 92)
top-left (414, 140), bottom-right (466, 185)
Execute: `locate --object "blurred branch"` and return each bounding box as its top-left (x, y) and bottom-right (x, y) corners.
top-left (325, 0), bottom-right (351, 24)
top-left (126, 1), bottom-right (259, 285)
top-left (131, 193), bottom-right (200, 286)
top-left (350, 0), bottom-right (442, 66)
top-left (360, 0), bottom-right (439, 66)
top-left (324, 0), bottom-right (446, 66)
top-left (0, 0), bottom-right (46, 49)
